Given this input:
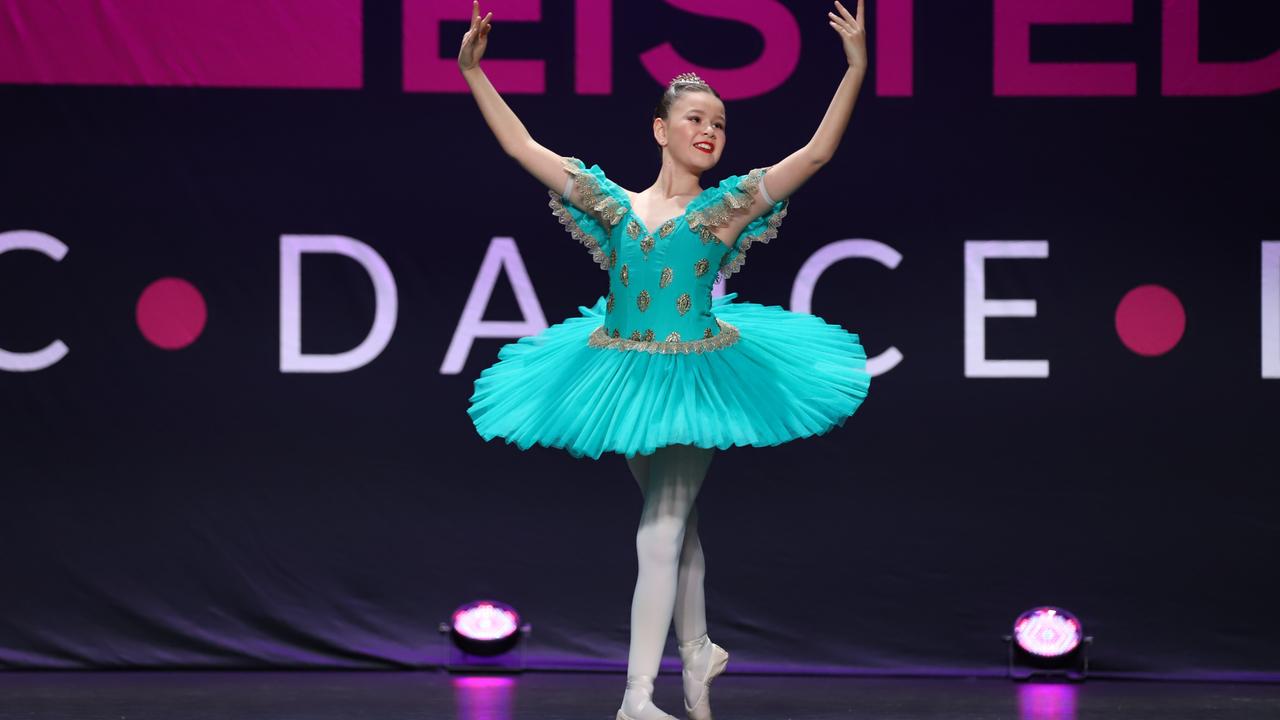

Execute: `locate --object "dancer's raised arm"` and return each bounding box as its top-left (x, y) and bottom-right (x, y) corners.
top-left (728, 1), bottom-right (869, 229)
top-left (457, 1), bottom-right (572, 198)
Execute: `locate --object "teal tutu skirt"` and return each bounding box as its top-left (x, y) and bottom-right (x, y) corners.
top-left (467, 293), bottom-right (871, 460)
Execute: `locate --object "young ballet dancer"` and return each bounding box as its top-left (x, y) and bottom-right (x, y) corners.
top-left (460, 2), bottom-right (871, 717)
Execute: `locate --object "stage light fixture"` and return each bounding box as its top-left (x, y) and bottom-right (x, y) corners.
top-left (438, 599), bottom-right (532, 672)
top-left (1003, 606), bottom-right (1092, 681)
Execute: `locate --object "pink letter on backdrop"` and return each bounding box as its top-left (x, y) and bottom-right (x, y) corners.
top-left (0, 0), bottom-right (361, 88)
top-left (1162, 0), bottom-right (1280, 96)
top-left (404, 0), bottom-right (544, 94)
top-left (639, 0), bottom-right (799, 100)
top-left (575, 0), bottom-right (611, 95)
top-left (993, 0), bottom-right (1136, 97)
top-left (876, 0), bottom-right (913, 97)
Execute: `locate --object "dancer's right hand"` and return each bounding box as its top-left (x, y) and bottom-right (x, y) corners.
top-left (458, 1), bottom-right (493, 72)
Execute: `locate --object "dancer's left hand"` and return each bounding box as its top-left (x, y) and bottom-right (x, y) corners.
top-left (828, 0), bottom-right (867, 72)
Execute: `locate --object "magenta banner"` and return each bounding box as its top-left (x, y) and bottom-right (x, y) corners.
top-left (0, 0), bottom-right (362, 88)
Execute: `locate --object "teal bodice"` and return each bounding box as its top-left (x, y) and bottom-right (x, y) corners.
top-left (548, 157), bottom-right (788, 354)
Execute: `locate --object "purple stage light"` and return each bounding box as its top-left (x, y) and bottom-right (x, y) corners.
top-left (448, 600), bottom-right (522, 659)
top-left (1005, 606), bottom-right (1091, 681)
top-left (453, 600), bottom-right (520, 642)
top-left (1014, 607), bottom-right (1082, 658)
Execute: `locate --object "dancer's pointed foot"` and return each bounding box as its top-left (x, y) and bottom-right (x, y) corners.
top-left (618, 674), bottom-right (678, 720)
top-left (678, 633), bottom-right (729, 720)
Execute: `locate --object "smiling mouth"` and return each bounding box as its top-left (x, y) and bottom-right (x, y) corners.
top-left (693, 142), bottom-right (714, 153)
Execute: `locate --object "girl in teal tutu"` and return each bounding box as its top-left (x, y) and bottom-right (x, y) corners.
top-left (459, 1), bottom-right (871, 717)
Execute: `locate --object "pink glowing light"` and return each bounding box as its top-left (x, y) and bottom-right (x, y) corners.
top-left (1018, 682), bottom-right (1079, 720)
top-left (1014, 607), bottom-right (1082, 657)
top-left (452, 601), bottom-right (519, 642)
top-left (452, 676), bottom-right (516, 689)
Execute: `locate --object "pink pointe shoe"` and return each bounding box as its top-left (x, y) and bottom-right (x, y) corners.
top-left (678, 634), bottom-right (730, 720)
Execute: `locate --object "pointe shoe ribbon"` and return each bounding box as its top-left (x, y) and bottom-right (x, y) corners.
top-left (617, 674), bottom-right (678, 720)
top-left (678, 635), bottom-right (729, 720)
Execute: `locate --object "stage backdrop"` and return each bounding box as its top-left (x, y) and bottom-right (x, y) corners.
top-left (1, 1), bottom-right (1277, 679)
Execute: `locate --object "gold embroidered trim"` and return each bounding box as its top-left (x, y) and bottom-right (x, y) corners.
top-left (716, 203), bottom-right (787, 281)
top-left (547, 156), bottom-right (629, 271)
top-left (588, 319), bottom-right (741, 354)
top-left (627, 220), bottom-right (642, 239)
top-left (682, 166), bottom-right (790, 281)
top-left (643, 329), bottom-right (655, 342)
top-left (666, 331), bottom-right (681, 342)
top-left (548, 192), bottom-right (612, 271)
top-left (564, 156), bottom-right (629, 226)
top-left (685, 167), bottom-right (764, 232)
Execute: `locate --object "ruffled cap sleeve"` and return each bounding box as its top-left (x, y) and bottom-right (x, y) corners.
top-left (547, 157), bottom-right (631, 271)
top-left (684, 167), bottom-right (788, 281)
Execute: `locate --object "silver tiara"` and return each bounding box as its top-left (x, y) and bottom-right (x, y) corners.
top-left (669, 72), bottom-right (710, 90)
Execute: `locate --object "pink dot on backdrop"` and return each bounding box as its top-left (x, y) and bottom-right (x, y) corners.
top-left (1115, 284), bottom-right (1185, 356)
top-left (136, 277), bottom-right (207, 350)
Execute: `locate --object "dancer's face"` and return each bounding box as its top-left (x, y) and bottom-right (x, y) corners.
top-left (655, 91), bottom-right (725, 171)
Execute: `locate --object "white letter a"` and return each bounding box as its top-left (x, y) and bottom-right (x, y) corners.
top-left (441, 236), bottom-right (548, 375)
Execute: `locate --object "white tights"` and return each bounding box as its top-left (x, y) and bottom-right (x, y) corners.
top-left (620, 444), bottom-right (715, 717)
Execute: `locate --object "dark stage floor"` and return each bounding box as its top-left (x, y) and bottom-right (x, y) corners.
top-left (0, 671), bottom-right (1277, 719)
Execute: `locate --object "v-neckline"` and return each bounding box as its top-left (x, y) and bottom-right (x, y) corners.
top-left (623, 187), bottom-right (715, 237)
